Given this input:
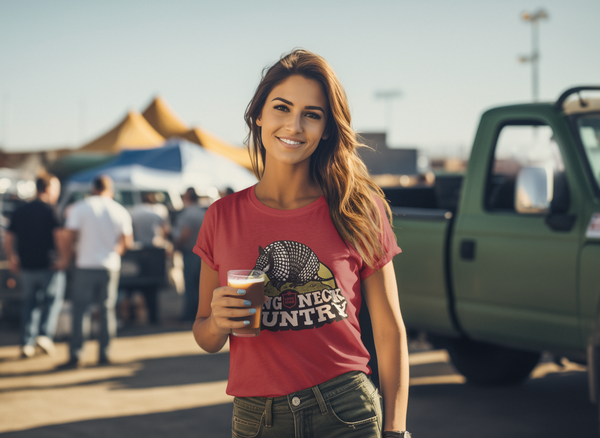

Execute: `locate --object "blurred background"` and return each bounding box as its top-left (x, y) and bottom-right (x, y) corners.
top-left (0, 1), bottom-right (599, 436)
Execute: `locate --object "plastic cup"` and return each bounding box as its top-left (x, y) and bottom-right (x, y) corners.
top-left (227, 270), bottom-right (265, 337)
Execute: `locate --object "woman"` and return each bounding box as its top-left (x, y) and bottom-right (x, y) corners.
top-left (193, 49), bottom-right (410, 438)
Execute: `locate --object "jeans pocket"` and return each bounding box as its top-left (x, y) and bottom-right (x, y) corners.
top-left (372, 387), bottom-right (383, 432)
top-left (232, 400), bottom-right (262, 438)
top-left (327, 382), bottom-right (380, 428)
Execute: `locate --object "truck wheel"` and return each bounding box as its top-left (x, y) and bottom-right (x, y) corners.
top-left (444, 337), bottom-right (541, 385)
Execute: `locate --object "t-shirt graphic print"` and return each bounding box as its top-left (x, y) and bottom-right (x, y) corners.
top-left (253, 240), bottom-right (348, 332)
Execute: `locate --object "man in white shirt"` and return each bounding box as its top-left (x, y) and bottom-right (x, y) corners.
top-left (59, 175), bottom-right (133, 368)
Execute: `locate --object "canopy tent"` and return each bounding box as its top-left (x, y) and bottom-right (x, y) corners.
top-left (183, 126), bottom-right (253, 171)
top-left (141, 96), bottom-right (190, 139)
top-left (78, 110), bottom-right (165, 153)
top-left (67, 139), bottom-right (257, 195)
top-left (140, 96), bottom-right (253, 171)
top-left (64, 97), bottom-right (252, 181)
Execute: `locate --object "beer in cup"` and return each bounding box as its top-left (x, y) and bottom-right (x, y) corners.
top-left (227, 270), bottom-right (265, 337)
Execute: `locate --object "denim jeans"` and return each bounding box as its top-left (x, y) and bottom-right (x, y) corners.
top-left (20, 270), bottom-right (66, 346)
top-left (232, 371), bottom-right (383, 438)
top-left (182, 250), bottom-right (201, 321)
top-left (69, 269), bottom-right (119, 361)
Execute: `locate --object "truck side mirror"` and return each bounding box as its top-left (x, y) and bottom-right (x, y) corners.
top-left (515, 166), bottom-right (554, 214)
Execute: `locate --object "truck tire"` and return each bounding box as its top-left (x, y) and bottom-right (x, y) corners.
top-left (443, 337), bottom-right (541, 385)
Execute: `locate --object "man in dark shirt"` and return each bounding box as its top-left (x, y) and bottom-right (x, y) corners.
top-left (4, 174), bottom-right (66, 358)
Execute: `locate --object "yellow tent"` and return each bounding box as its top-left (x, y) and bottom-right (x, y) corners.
top-left (141, 96), bottom-right (189, 138)
top-left (140, 96), bottom-right (253, 171)
top-left (183, 127), bottom-right (253, 171)
top-left (75, 96), bottom-right (252, 171)
top-left (78, 110), bottom-right (165, 153)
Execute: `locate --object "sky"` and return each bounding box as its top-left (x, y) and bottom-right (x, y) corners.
top-left (0, 0), bottom-right (598, 159)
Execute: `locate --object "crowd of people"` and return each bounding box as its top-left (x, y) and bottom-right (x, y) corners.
top-left (3, 173), bottom-right (208, 367)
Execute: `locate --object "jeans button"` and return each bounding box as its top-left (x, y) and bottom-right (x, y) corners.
top-left (292, 397), bottom-right (301, 406)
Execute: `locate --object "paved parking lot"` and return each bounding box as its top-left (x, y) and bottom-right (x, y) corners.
top-left (0, 288), bottom-right (597, 437)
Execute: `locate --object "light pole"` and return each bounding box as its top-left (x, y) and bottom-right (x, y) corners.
top-left (375, 89), bottom-right (402, 139)
top-left (518, 9), bottom-right (549, 102)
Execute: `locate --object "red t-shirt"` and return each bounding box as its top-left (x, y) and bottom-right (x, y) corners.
top-left (194, 186), bottom-right (401, 397)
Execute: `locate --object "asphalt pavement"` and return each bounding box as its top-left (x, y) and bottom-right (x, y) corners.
top-left (0, 287), bottom-right (597, 438)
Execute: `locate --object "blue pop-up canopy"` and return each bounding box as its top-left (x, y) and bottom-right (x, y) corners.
top-left (67, 139), bottom-right (257, 194)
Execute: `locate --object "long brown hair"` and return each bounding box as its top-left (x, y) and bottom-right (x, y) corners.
top-left (244, 49), bottom-right (393, 269)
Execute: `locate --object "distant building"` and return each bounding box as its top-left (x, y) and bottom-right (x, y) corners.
top-left (357, 132), bottom-right (418, 176)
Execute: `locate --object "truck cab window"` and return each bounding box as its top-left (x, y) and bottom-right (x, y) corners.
top-left (575, 114), bottom-right (600, 196)
top-left (485, 124), bottom-right (565, 212)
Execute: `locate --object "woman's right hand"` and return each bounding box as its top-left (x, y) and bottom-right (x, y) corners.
top-left (208, 286), bottom-right (255, 336)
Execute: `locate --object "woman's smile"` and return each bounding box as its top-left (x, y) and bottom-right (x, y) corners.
top-left (277, 136), bottom-right (304, 147)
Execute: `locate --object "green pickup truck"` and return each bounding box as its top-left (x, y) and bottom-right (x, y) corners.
top-left (385, 86), bottom-right (600, 397)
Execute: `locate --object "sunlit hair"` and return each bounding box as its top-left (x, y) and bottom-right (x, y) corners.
top-left (244, 49), bottom-right (393, 268)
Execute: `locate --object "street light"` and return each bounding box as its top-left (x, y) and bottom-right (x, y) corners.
top-left (374, 89), bottom-right (402, 139)
top-left (518, 9), bottom-right (549, 102)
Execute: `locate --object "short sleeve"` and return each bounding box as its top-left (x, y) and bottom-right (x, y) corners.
top-left (50, 207), bottom-right (61, 229)
top-left (120, 207), bottom-right (133, 236)
top-left (193, 202), bottom-right (218, 270)
top-left (64, 203), bottom-right (82, 231)
top-left (359, 196), bottom-right (402, 281)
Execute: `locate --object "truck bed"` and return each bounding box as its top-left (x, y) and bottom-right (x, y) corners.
top-left (382, 174), bottom-right (463, 211)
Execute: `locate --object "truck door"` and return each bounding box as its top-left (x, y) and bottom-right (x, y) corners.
top-left (453, 120), bottom-right (581, 353)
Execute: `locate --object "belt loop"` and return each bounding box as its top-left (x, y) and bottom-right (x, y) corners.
top-left (264, 398), bottom-right (273, 428)
top-left (312, 385), bottom-right (328, 415)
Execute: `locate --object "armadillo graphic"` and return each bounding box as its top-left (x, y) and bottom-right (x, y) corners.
top-left (254, 240), bottom-right (326, 290)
